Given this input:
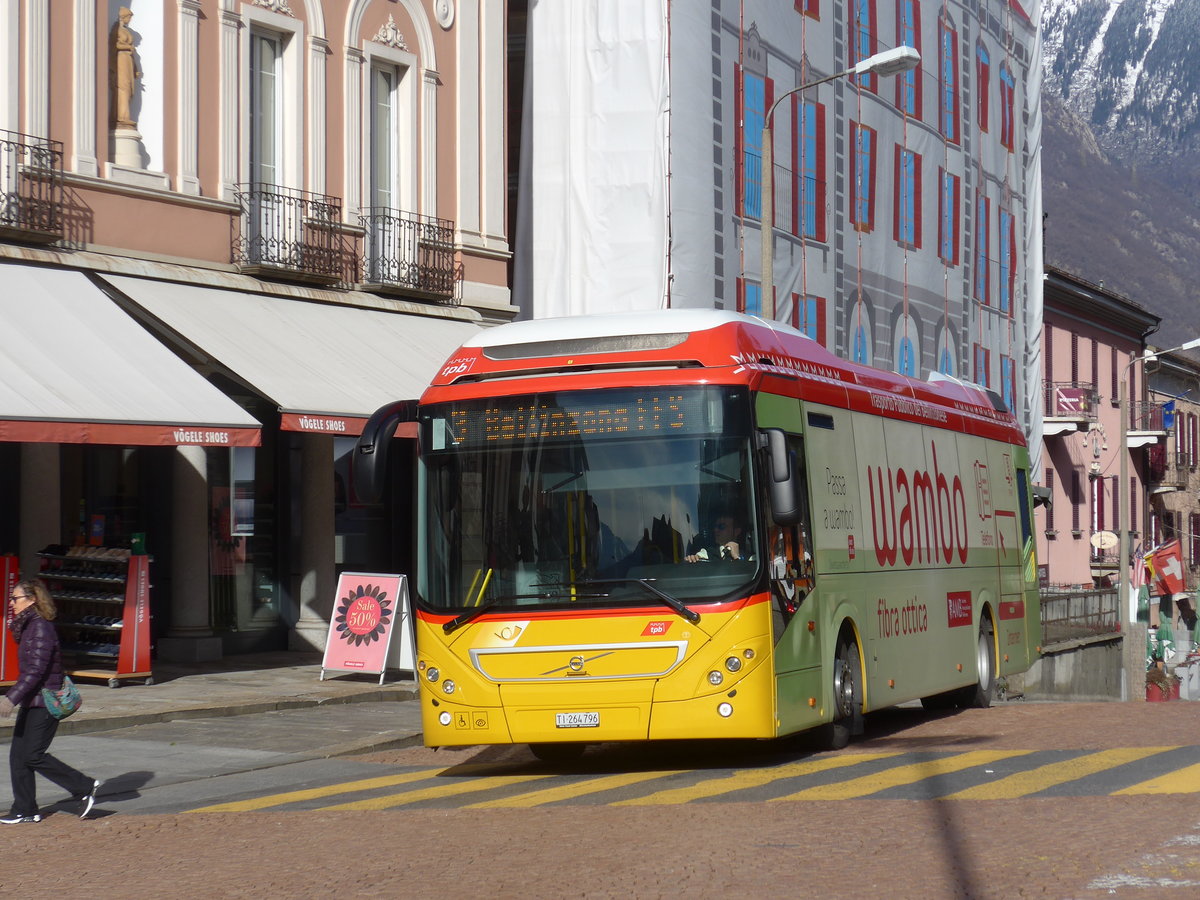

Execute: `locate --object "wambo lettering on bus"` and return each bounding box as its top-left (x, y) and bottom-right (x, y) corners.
top-left (868, 442), bottom-right (969, 567)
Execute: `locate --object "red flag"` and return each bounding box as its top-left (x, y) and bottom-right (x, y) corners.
top-left (1152, 540), bottom-right (1186, 595)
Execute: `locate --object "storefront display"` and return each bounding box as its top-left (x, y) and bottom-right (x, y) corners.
top-left (38, 545), bottom-right (152, 687)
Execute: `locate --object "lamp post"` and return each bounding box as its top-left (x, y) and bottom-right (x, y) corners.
top-left (760, 45), bottom-right (920, 320)
top-left (1117, 337), bottom-right (1200, 625)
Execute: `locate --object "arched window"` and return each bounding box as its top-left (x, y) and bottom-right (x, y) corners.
top-left (893, 314), bottom-right (920, 376)
top-left (936, 327), bottom-right (957, 376)
top-left (848, 296), bottom-right (874, 365)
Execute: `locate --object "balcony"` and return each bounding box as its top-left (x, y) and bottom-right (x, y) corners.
top-left (1147, 447), bottom-right (1189, 493)
top-left (1127, 399), bottom-right (1169, 448)
top-left (232, 184), bottom-right (347, 286)
top-left (1043, 381), bottom-right (1098, 436)
top-left (358, 208), bottom-right (461, 304)
top-left (0, 129), bottom-right (64, 244)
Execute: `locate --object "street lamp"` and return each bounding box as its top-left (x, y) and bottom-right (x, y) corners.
top-left (1117, 336), bottom-right (1200, 624)
top-left (759, 45), bottom-right (920, 320)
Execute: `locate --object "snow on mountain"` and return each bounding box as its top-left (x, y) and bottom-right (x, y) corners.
top-left (1042, 0), bottom-right (1200, 169)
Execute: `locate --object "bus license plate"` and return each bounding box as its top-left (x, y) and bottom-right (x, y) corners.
top-left (555, 711), bottom-right (599, 728)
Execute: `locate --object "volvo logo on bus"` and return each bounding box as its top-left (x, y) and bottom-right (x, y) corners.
top-left (568, 656), bottom-right (586, 672)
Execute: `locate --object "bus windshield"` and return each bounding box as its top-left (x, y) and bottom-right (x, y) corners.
top-left (418, 386), bottom-right (758, 614)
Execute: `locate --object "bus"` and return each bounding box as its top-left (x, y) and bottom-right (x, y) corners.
top-left (356, 310), bottom-right (1040, 758)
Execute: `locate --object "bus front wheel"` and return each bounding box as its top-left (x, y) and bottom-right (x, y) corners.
top-left (824, 636), bottom-right (863, 750)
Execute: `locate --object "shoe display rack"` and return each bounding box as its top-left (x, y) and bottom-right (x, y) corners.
top-left (38, 547), bottom-right (153, 688)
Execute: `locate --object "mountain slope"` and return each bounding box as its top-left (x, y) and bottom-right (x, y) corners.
top-left (1041, 0), bottom-right (1200, 342)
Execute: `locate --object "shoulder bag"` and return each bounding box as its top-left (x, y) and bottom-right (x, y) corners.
top-left (41, 676), bottom-right (82, 720)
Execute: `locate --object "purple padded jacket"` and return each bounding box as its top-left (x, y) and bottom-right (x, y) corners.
top-left (4, 606), bottom-right (65, 708)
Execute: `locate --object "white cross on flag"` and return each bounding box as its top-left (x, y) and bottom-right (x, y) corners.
top-left (1151, 540), bottom-right (1186, 596)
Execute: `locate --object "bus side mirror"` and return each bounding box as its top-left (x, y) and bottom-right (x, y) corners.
top-left (760, 428), bottom-right (800, 525)
top-left (355, 400), bottom-right (418, 504)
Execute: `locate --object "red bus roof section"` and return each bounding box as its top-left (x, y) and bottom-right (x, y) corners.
top-left (425, 310), bottom-right (1026, 446)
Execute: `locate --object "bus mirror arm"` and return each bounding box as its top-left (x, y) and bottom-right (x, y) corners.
top-left (355, 399), bottom-right (418, 504)
top-left (760, 428), bottom-right (801, 526)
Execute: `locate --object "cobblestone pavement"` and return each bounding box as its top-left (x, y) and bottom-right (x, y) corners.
top-left (2, 700), bottom-right (1199, 898)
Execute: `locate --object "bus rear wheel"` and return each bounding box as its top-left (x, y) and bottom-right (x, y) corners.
top-left (963, 618), bottom-right (996, 709)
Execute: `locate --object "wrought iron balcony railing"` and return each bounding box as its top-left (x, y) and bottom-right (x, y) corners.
top-left (1147, 447), bottom-right (1190, 491)
top-left (358, 207), bottom-right (461, 304)
top-left (0, 129), bottom-right (64, 243)
top-left (1043, 381), bottom-right (1098, 421)
top-left (232, 183), bottom-right (346, 285)
top-left (1130, 399), bottom-right (1169, 433)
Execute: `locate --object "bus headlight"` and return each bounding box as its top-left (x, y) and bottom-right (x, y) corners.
top-left (717, 702), bottom-right (734, 718)
top-left (708, 670), bottom-right (724, 686)
top-left (441, 680), bottom-right (456, 695)
top-left (426, 667), bottom-right (440, 683)
top-left (438, 711), bottom-right (452, 726)
top-left (725, 656), bottom-right (743, 673)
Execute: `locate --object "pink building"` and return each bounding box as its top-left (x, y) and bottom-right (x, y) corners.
top-left (0, 1), bottom-right (511, 665)
top-left (1038, 268), bottom-right (1160, 592)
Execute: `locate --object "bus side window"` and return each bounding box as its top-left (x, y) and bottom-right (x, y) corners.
top-left (767, 435), bottom-right (814, 640)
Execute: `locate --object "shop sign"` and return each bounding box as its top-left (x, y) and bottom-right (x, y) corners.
top-left (320, 573), bottom-right (411, 683)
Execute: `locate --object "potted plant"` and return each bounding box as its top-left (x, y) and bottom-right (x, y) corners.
top-left (1146, 665), bottom-right (1181, 702)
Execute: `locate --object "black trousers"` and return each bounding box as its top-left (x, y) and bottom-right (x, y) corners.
top-left (9, 705), bottom-right (92, 816)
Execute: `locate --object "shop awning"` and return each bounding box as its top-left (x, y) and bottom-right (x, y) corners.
top-left (101, 275), bottom-right (482, 436)
top-left (0, 264), bottom-right (261, 446)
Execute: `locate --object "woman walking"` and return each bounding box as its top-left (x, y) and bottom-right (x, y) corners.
top-left (1, 579), bottom-right (99, 823)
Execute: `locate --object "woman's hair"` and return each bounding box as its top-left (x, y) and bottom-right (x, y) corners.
top-left (16, 578), bottom-right (56, 621)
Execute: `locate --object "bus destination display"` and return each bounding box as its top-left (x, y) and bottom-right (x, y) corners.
top-left (431, 389), bottom-right (731, 448)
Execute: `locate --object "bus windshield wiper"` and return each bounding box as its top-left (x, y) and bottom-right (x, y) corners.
top-left (443, 588), bottom-right (609, 634)
top-left (575, 578), bottom-right (701, 625)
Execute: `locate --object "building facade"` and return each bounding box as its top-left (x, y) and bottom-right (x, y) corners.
top-left (1147, 352), bottom-right (1200, 595)
top-left (512, 0), bottom-right (1043, 444)
top-left (0, 0), bottom-right (511, 663)
top-left (1037, 268), bottom-right (1159, 592)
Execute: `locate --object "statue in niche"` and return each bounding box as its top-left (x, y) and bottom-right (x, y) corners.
top-left (110, 7), bottom-right (141, 128)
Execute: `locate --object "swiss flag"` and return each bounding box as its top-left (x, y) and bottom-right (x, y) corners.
top-left (1152, 540), bottom-right (1187, 596)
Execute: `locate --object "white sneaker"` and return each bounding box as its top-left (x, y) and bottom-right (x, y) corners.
top-left (79, 779), bottom-right (100, 819)
top-left (0, 813), bottom-right (42, 824)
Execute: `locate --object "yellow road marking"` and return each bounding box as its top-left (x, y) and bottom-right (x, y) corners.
top-left (615, 752), bottom-right (901, 806)
top-left (322, 773), bottom-right (553, 810)
top-left (771, 750), bottom-right (1033, 802)
top-left (1114, 756), bottom-right (1200, 795)
top-left (465, 769), bottom-right (689, 808)
top-left (944, 747), bottom-right (1175, 800)
top-left (188, 769), bottom-right (442, 813)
